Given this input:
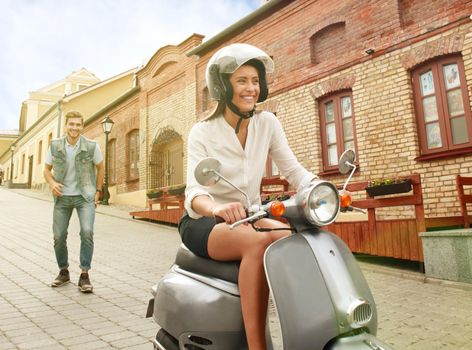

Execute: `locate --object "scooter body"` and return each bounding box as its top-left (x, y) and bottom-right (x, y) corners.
top-left (149, 227), bottom-right (392, 349)
top-left (147, 152), bottom-right (394, 349)
top-left (151, 245), bottom-right (249, 349)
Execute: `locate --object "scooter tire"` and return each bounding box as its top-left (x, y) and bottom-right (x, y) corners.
top-left (154, 329), bottom-right (179, 350)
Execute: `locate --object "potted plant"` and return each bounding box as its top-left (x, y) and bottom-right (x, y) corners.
top-left (147, 188), bottom-right (163, 199)
top-left (365, 177), bottom-right (412, 197)
top-left (168, 184), bottom-right (186, 196)
top-left (261, 193), bottom-right (291, 205)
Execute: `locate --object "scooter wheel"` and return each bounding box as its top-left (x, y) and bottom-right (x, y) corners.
top-left (154, 329), bottom-right (179, 350)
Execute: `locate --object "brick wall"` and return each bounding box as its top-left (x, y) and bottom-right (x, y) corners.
top-left (84, 0), bottom-right (472, 221)
top-left (137, 35), bottom-right (202, 193)
top-left (84, 97), bottom-right (140, 195)
top-left (191, 0), bottom-right (472, 220)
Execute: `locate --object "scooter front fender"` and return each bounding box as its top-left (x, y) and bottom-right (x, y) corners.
top-left (264, 230), bottom-right (378, 350)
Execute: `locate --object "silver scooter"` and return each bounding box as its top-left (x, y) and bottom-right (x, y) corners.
top-left (146, 150), bottom-right (394, 350)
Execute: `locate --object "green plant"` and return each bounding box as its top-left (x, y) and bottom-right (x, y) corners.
top-left (168, 184), bottom-right (186, 195)
top-left (146, 188), bottom-right (163, 198)
top-left (368, 177), bottom-right (407, 187)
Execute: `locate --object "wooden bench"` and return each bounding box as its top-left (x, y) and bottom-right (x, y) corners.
top-left (457, 175), bottom-right (472, 228)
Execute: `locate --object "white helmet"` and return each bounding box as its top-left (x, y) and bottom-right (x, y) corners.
top-left (205, 43), bottom-right (274, 103)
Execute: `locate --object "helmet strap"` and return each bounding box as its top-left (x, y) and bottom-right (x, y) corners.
top-left (227, 101), bottom-right (255, 134)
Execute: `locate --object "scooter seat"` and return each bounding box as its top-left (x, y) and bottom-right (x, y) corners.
top-left (175, 244), bottom-right (240, 284)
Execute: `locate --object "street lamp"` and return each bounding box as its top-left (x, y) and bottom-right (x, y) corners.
top-left (100, 116), bottom-right (114, 205)
top-left (10, 144), bottom-right (16, 181)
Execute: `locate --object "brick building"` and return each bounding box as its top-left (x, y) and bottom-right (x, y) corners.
top-left (83, 35), bottom-right (203, 207)
top-left (188, 0), bottom-right (472, 223)
top-left (83, 0), bottom-right (472, 230)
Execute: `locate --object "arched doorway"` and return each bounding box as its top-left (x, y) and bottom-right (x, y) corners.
top-left (148, 127), bottom-right (183, 189)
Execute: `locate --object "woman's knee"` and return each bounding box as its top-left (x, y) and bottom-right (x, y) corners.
top-left (244, 233), bottom-right (273, 258)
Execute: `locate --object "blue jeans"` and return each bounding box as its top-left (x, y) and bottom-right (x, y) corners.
top-left (53, 195), bottom-right (95, 271)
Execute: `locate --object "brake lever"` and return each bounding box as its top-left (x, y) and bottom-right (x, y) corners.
top-left (340, 206), bottom-right (367, 214)
top-left (229, 210), bottom-right (267, 230)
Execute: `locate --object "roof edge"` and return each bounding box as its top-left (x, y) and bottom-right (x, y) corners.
top-left (84, 86), bottom-right (141, 126)
top-left (186, 0), bottom-right (288, 57)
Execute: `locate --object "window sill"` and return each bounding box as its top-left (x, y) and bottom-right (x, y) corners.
top-left (416, 147), bottom-right (472, 161)
top-left (126, 177), bottom-right (139, 184)
top-left (318, 165), bottom-right (360, 177)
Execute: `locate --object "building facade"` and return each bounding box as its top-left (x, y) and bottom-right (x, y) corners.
top-left (187, 0), bottom-right (472, 221)
top-left (0, 68), bottom-right (135, 190)
top-left (3, 0), bottom-right (471, 224)
top-left (82, 34), bottom-right (203, 207)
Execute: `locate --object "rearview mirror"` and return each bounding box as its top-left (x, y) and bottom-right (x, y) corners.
top-left (194, 158), bottom-right (222, 186)
top-left (338, 149), bottom-right (356, 175)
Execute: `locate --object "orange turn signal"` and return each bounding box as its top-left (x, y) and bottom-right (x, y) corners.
top-left (340, 190), bottom-right (352, 208)
top-left (270, 201), bottom-right (285, 217)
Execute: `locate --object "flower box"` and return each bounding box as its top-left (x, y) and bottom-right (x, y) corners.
top-left (168, 185), bottom-right (186, 196)
top-left (146, 190), bottom-right (163, 199)
top-left (365, 179), bottom-right (412, 197)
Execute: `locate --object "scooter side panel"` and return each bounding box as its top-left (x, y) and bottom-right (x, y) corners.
top-left (264, 234), bottom-right (339, 350)
top-left (154, 269), bottom-right (246, 350)
top-left (303, 231), bottom-right (378, 334)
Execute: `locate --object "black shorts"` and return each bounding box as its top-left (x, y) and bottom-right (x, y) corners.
top-left (178, 211), bottom-right (216, 259)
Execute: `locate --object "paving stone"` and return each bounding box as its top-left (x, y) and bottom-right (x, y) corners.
top-left (2, 188), bottom-right (472, 350)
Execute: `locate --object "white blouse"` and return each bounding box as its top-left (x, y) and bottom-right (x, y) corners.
top-left (185, 111), bottom-right (315, 219)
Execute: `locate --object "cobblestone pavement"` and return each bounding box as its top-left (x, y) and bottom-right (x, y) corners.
top-left (1, 187), bottom-right (472, 349)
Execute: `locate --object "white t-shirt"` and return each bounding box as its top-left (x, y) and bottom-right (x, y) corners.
top-left (185, 111), bottom-right (315, 219)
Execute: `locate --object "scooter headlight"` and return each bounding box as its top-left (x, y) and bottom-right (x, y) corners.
top-left (299, 180), bottom-right (340, 226)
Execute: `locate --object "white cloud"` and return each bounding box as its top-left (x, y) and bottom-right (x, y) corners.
top-left (0, 0), bottom-right (259, 130)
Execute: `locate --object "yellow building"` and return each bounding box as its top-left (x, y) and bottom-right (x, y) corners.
top-left (0, 68), bottom-right (136, 190)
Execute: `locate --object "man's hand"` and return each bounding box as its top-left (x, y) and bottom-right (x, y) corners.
top-left (94, 191), bottom-right (101, 207)
top-left (50, 181), bottom-right (63, 197)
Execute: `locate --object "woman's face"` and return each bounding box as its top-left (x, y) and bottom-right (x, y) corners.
top-left (229, 64), bottom-right (260, 112)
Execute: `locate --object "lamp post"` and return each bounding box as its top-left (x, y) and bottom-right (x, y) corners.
top-left (10, 144), bottom-right (16, 181)
top-left (100, 116), bottom-right (114, 205)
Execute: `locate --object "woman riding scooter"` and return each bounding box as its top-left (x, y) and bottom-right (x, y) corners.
top-left (179, 43), bottom-right (317, 350)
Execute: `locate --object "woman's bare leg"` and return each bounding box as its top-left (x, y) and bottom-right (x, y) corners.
top-left (207, 219), bottom-right (290, 350)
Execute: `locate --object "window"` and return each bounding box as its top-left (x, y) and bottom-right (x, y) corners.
top-left (128, 130), bottom-right (140, 180)
top-left (47, 133), bottom-right (53, 148)
top-left (38, 140), bottom-right (43, 164)
top-left (263, 155), bottom-right (280, 178)
top-left (412, 55), bottom-right (472, 158)
top-left (319, 91), bottom-right (357, 172)
top-left (109, 139), bottom-right (116, 184)
top-left (21, 154), bottom-right (25, 174)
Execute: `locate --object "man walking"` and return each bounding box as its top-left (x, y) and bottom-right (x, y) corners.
top-left (44, 111), bottom-right (104, 293)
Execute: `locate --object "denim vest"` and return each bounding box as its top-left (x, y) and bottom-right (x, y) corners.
top-left (50, 136), bottom-right (97, 202)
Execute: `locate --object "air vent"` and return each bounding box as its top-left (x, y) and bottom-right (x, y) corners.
top-left (347, 299), bottom-right (373, 328)
top-left (188, 335), bottom-right (212, 345)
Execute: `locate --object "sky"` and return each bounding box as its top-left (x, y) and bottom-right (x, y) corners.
top-left (0, 0), bottom-right (260, 131)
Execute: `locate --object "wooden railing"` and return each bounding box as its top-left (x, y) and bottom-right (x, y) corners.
top-left (130, 185), bottom-right (185, 225)
top-left (325, 174), bottom-right (425, 261)
top-left (457, 175), bottom-right (472, 228)
top-left (261, 174), bottom-right (426, 262)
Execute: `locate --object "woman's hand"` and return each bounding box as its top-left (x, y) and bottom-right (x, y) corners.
top-left (211, 202), bottom-right (247, 225)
